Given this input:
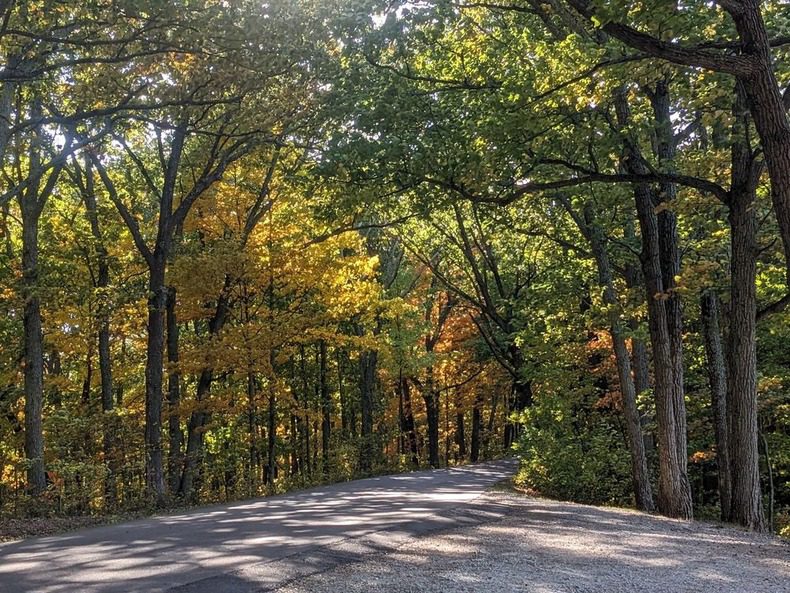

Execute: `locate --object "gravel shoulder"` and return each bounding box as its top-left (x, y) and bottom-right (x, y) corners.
top-left (275, 491), bottom-right (790, 593)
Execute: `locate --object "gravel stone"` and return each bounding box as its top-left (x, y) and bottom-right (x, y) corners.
top-left (275, 491), bottom-right (790, 593)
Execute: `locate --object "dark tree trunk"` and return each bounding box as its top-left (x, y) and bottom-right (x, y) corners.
top-left (631, 333), bottom-right (651, 397)
top-left (358, 349), bottom-right (377, 472)
top-left (729, 3), bottom-right (790, 283)
top-left (726, 89), bottom-right (765, 530)
top-left (422, 366), bottom-right (440, 468)
top-left (615, 88), bottom-right (692, 519)
top-left (15, 102), bottom-right (64, 497)
top-left (470, 391), bottom-right (482, 463)
top-left (633, 184), bottom-right (692, 519)
top-left (289, 357), bottom-right (301, 476)
top-left (144, 258), bottom-right (168, 504)
top-left (399, 375), bottom-right (419, 467)
top-left (319, 340), bottom-right (331, 472)
top-left (300, 345), bottom-right (312, 477)
top-left (21, 206), bottom-right (46, 496)
top-left (81, 345), bottom-right (93, 405)
top-left (247, 372), bottom-right (259, 490)
top-left (649, 80), bottom-right (689, 473)
top-left (486, 391), bottom-right (499, 452)
top-left (700, 290), bottom-right (732, 521)
top-left (266, 366), bottom-right (277, 487)
top-left (98, 314), bottom-right (115, 504)
top-left (337, 349), bottom-right (348, 437)
top-left (166, 287), bottom-right (182, 495)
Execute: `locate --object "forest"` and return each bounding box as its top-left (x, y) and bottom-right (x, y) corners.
top-left (0, 0), bottom-right (788, 539)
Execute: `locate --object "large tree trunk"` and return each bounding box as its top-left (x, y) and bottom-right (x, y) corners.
top-left (615, 88), bottom-right (692, 519)
top-left (630, 332), bottom-right (651, 397)
top-left (649, 80), bottom-right (689, 474)
top-left (700, 290), bottom-right (732, 521)
top-left (144, 258), bottom-right (168, 504)
top-left (729, 3), bottom-right (790, 282)
top-left (20, 206), bottom-right (46, 496)
top-left (633, 183), bottom-right (692, 519)
top-left (726, 95), bottom-right (765, 529)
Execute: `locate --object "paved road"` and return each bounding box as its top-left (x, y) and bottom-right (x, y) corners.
top-left (0, 460), bottom-right (516, 593)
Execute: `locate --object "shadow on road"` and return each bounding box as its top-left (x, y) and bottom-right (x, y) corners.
top-left (0, 460), bottom-right (517, 593)
top-left (274, 493), bottom-right (790, 593)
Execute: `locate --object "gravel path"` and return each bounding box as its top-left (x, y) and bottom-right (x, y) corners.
top-left (276, 491), bottom-right (790, 593)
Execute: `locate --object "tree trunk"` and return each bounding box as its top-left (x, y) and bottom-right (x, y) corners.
top-left (470, 391), bottom-right (482, 463)
top-left (98, 314), bottom-right (116, 505)
top-left (399, 375), bottom-right (419, 467)
top-left (144, 258), bottom-right (167, 504)
top-left (719, 82), bottom-right (766, 531)
top-left (166, 287), bottom-right (182, 495)
top-left (358, 349), bottom-right (377, 472)
top-left (700, 290), bottom-right (732, 521)
top-left (179, 286), bottom-right (232, 500)
top-left (615, 88), bottom-right (692, 519)
top-left (319, 340), bottom-right (331, 473)
top-left (21, 206), bottom-right (46, 496)
top-left (247, 371), bottom-right (259, 491)
top-left (633, 184), bottom-right (692, 519)
top-left (96, 262), bottom-right (115, 505)
top-left (623, 256), bottom-right (651, 402)
top-left (631, 333), bottom-right (651, 396)
top-left (730, 3), bottom-right (790, 282)
top-left (422, 366), bottom-right (440, 468)
top-left (455, 389), bottom-right (466, 461)
top-left (649, 80), bottom-right (689, 474)
top-left (337, 349), bottom-right (348, 437)
top-left (583, 203), bottom-right (654, 512)
top-left (300, 345), bottom-right (312, 477)
top-left (266, 365), bottom-right (277, 486)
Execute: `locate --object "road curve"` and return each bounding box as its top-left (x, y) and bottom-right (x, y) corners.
top-left (0, 459), bottom-right (517, 593)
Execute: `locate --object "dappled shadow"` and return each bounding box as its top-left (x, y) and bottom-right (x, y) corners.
top-left (0, 460), bottom-right (517, 593)
top-left (273, 493), bottom-right (789, 593)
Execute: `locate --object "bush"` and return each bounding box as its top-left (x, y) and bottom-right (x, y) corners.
top-left (514, 392), bottom-right (634, 507)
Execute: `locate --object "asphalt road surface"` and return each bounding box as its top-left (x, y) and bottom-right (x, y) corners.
top-left (0, 459), bottom-right (517, 593)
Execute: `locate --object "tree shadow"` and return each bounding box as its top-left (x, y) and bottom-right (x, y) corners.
top-left (278, 494), bottom-right (790, 593)
top-left (0, 460), bottom-right (517, 593)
